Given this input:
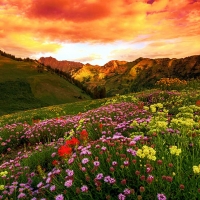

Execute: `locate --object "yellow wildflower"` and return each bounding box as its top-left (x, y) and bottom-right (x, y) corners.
top-left (143, 149), bottom-right (149, 155)
top-left (175, 149), bottom-right (182, 156)
top-left (193, 165), bottom-right (200, 174)
top-left (0, 185), bottom-right (4, 190)
top-left (169, 146), bottom-right (181, 156)
top-left (136, 146), bottom-right (156, 161)
top-left (0, 171), bottom-right (8, 177)
top-left (150, 105), bottom-right (156, 113)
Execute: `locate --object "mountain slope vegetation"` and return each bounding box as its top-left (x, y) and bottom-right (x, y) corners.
top-left (0, 55), bottom-right (91, 115)
top-left (39, 55), bottom-right (200, 96)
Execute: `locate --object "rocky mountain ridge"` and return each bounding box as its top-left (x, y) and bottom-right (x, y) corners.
top-left (39, 55), bottom-right (200, 96)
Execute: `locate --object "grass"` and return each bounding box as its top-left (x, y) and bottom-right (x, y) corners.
top-left (0, 55), bottom-right (91, 115)
top-left (0, 85), bottom-right (200, 199)
top-left (0, 99), bottom-right (107, 126)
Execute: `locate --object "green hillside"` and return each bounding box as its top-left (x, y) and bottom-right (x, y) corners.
top-left (0, 55), bottom-right (91, 115)
top-left (0, 87), bottom-right (200, 199)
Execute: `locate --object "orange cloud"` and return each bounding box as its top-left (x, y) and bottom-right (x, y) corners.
top-left (27, 0), bottom-right (111, 22)
top-left (110, 35), bottom-right (200, 61)
top-left (0, 0), bottom-right (199, 61)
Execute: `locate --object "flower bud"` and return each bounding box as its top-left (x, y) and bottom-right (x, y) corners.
top-left (179, 184), bottom-right (185, 190)
top-left (139, 186), bottom-right (145, 192)
top-left (140, 175), bottom-right (145, 181)
top-left (135, 170), bottom-right (140, 176)
top-left (121, 179), bottom-right (127, 185)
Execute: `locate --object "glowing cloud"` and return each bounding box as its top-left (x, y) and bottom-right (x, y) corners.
top-left (0, 0), bottom-right (199, 64)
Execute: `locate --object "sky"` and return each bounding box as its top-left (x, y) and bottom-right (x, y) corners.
top-left (0, 0), bottom-right (200, 65)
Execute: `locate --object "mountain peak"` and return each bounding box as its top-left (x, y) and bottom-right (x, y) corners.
top-left (38, 57), bottom-right (83, 72)
top-left (38, 55), bottom-right (200, 96)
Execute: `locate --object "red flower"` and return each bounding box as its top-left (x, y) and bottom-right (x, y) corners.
top-left (157, 160), bottom-right (163, 165)
top-left (138, 101), bottom-right (144, 109)
top-left (80, 130), bottom-right (88, 141)
top-left (139, 186), bottom-right (145, 192)
top-left (52, 160), bottom-right (59, 166)
top-left (166, 176), bottom-right (173, 182)
top-left (146, 175), bottom-right (154, 184)
top-left (120, 179), bottom-right (127, 185)
top-left (58, 145), bottom-right (72, 157)
top-left (179, 184), bottom-right (185, 190)
top-left (140, 175), bottom-right (146, 181)
top-left (196, 100), bottom-right (200, 107)
top-left (135, 170), bottom-right (140, 176)
top-left (99, 123), bottom-right (103, 129)
top-left (66, 137), bottom-right (80, 147)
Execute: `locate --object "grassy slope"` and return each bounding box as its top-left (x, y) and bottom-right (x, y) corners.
top-left (0, 56), bottom-right (91, 115)
top-left (0, 98), bottom-right (107, 126)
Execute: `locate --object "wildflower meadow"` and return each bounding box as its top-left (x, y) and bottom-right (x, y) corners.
top-left (0, 86), bottom-right (200, 199)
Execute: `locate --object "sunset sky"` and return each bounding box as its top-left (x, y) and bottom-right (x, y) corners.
top-left (1, 0), bottom-right (200, 65)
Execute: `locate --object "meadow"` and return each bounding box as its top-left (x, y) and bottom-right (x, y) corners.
top-left (0, 79), bottom-right (200, 200)
top-left (0, 55), bottom-right (91, 116)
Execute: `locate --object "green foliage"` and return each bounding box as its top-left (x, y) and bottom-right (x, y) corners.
top-left (103, 93), bottom-right (138, 105)
top-left (0, 55), bottom-right (91, 115)
top-left (0, 85), bottom-right (200, 199)
top-left (0, 80), bottom-right (47, 115)
top-left (21, 146), bottom-right (56, 172)
top-left (0, 99), bottom-right (106, 126)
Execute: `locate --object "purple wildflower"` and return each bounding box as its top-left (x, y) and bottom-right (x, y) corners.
top-left (55, 194), bottom-right (64, 200)
top-left (96, 173), bottom-right (104, 180)
top-left (103, 175), bottom-right (116, 184)
top-left (104, 175), bottom-right (111, 183)
top-left (82, 158), bottom-right (89, 164)
top-left (127, 148), bottom-right (137, 156)
top-left (81, 167), bottom-right (86, 172)
top-left (133, 135), bottom-right (142, 141)
top-left (124, 160), bottom-right (129, 166)
top-left (66, 169), bottom-right (74, 176)
top-left (123, 188), bottom-right (131, 195)
top-left (81, 185), bottom-right (88, 192)
top-left (12, 181), bottom-right (18, 185)
top-left (68, 158), bottom-right (74, 164)
top-left (118, 193), bottom-right (126, 200)
top-left (112, 161), bottom-right (118, 166)
top-left (109, 177), bottom-right (116, 184)
top-left (157, 193), bottom-right (167, 200)
top-left (53, 169), bottom-right (61, 175)
top-left (64, 179), bottom-right (73, 188)
top-left (93, 161), bottom-right (100, 167)
top-left (51, 152), bottom-right (56, 158)
top-left (146, 167), bottom-right (151, 173)
top-left (37, 182), bottom-right (43, 188)
top-left (101, 146), bottom-right (107, 151)
top-left (50, 185), bottom-right (56, 191)
top-left (19, 188), bottom-right (24, 192)
top-left (46, 177), bottom-right (51, 184)
top-left (80, 149), bottom-right (92, 155)
top-left (17, 193), bottom-right (26, 199)
top-left (30, 172), bottom-right (35, 177)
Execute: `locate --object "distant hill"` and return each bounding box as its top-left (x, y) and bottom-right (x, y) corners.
top-left (0, 55), bottom-right (91, 115)
top-left (39, 55), bottom-right (200, 96)
top-left (1, 49), bottom-right (200, 116)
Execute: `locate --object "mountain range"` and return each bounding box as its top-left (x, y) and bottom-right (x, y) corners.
top-left (39, 55), bottom-right (200, 96)
top-left (1, 49), bottom-right (200, 115)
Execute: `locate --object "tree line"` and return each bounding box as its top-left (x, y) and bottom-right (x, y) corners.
top-left (0, 50), bottom-right (34, 62)
top-left (0, 49), bottom-right (107, 99)
top-left (41, 64), bottom-right (106, 99)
